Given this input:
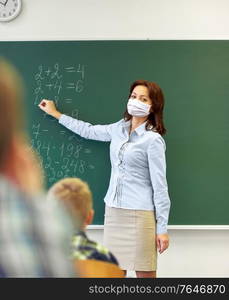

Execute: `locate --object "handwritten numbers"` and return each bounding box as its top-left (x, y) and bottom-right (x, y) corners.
top-left (79, 160), bottom-right (86, 174)
top-left (42, 142), bottom-right (50, 157)
top-left (62, 158), bottom-right (70, 171)
top-left (60, 143), bottom-right (65, 157)
top-left (71, 109), bottom-right (79, 119)
top-left (32, 123), bottom-right (41, 139)
top-left (45, 156), bottom-right (52, 169)
top-left (67, 143), bottom-right (74, 157)
top-left (51, 63), bottom-right (62, 80)
top-left (36, 140), bottom-right (42, 154)
top-left (74, 144), bottom-right (82, 159)
top-left (35, 65), bottom-right (44, 81)
top-left (77, 64), bottom-right (85, 80)
top-left (33, 62), bottom-right (93, 183)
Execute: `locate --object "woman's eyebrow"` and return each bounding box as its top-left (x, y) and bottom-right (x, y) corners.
top-left (131, 92), bottom-right (149, 98)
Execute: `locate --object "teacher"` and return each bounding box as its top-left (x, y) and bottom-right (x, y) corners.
top-left (38, 79), bottom-right (171, 278)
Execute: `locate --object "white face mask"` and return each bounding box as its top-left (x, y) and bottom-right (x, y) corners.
top-left (127, 98), bottom-right (151, 117)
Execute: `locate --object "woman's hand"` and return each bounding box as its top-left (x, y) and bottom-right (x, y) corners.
top-left (38, 99), bottom-right (62, 119)
top-left (156, 233), bottom-right (169, 254)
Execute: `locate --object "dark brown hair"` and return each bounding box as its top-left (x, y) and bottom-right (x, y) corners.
top-left (124, 79), bottom-right (166, 135)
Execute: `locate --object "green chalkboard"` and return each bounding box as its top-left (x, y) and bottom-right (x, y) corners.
top-left (1, 40), bottom-right (229, 225)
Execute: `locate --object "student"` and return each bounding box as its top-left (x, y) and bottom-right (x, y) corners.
top-left (39, 79), bottom-right (171, 278)
top-left (0, 58), bottom-right (76, 277)
top-left (47, 177), bottom-right (119, 266)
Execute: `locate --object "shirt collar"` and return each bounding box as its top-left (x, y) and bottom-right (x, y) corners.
top-left (123, 119), bottom-right (147, 136)
top-left (135, 121), bottom-right (147, 136)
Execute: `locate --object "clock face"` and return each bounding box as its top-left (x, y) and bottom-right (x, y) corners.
top-left (0, 0), bottom-right (22, 22)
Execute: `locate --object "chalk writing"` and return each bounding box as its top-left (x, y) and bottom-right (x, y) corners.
top-left (31, 62), bottom-right (95, 185)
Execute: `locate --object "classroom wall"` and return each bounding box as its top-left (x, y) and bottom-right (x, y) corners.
top-left (1, 0), bottom-right (229, 277)
top-left (88, 228), bottom-right (229, 278)
top-left (1, 0), bottom-right (229, 40)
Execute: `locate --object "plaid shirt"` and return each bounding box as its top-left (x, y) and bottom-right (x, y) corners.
top-left (72, 231), bottom-right (119, 265)
top-left (0, 176), bottom-right (76, 277)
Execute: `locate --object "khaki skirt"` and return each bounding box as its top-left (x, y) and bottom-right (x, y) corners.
top-left (103, 205), bottom-right (157, 271)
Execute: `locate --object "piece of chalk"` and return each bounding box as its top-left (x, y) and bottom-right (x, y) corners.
top-left (41, 102), bottom-right (46, 107)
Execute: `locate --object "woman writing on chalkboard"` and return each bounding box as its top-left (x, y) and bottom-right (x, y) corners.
top-left (39, 79), bottom-right (171, 278)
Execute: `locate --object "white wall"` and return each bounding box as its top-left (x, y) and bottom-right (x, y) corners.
top-left (88, 228), bottom-right (229, 278)
top-left (1, 0), bottom-right (229, 40)
top-left (1, 0), bottom-right (229, 277)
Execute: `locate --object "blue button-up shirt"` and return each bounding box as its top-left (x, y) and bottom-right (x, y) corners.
top-left (59, 115), bottom-right (171, 234)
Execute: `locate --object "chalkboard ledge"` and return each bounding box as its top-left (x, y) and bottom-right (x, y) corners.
top-left (88, 225), bottom-right (229, 230)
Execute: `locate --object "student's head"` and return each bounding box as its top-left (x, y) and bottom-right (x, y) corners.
top-left (0, 58), bottom-right (44, 195)
top-left (124, 79), bottom-right (166, 135)
top-left (0, 59), bottom-right (24, 169)
top-left (47, 177), bottom-right (94, 229)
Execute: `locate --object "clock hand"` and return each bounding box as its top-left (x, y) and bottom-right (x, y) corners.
top-left (0, 0), bottom-right (7, 6)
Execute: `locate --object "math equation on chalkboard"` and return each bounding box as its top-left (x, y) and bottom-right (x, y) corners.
top-left (30, 62), bottom-right (95, 186)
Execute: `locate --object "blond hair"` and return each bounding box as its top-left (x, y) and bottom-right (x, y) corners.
top-left (48, 178), bottom-right (93, 221)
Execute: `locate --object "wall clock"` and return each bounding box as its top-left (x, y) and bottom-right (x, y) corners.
top-left (0, 0), bottom-right (22, 22)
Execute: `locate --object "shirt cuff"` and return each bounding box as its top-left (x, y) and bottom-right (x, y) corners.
top-left (59, 114), bottom-right (68, 125)
top-left (156, 224), bottom-right (168, 235)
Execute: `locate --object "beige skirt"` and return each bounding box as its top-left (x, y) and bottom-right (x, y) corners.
top-left (103, 205), bottom-right (157, 271)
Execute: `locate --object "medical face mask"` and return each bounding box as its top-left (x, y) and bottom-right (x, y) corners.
top-left (127, 98), bottom-right (151, 117)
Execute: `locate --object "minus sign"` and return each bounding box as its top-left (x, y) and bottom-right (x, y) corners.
top-left (55, 162), bottom-right (60, 164)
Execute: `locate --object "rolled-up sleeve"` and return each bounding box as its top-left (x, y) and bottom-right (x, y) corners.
top-left (59, 114), bottom-right (114, 142)
top-left (147, 136), bottom-right (171, 234)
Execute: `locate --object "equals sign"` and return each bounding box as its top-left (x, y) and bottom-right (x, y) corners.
top-left (66, 83), bottom-right (75, 89)
top-left (65, 98), bottom-right (72, 103)
top-left (65, 67), bottom-right (76, 72)
top-left (84, 149), bottom-right (91, 154)
top-left (88, 165), bottom-right (95, 170)
top-left (60, 131), bottom-right (66, 135)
